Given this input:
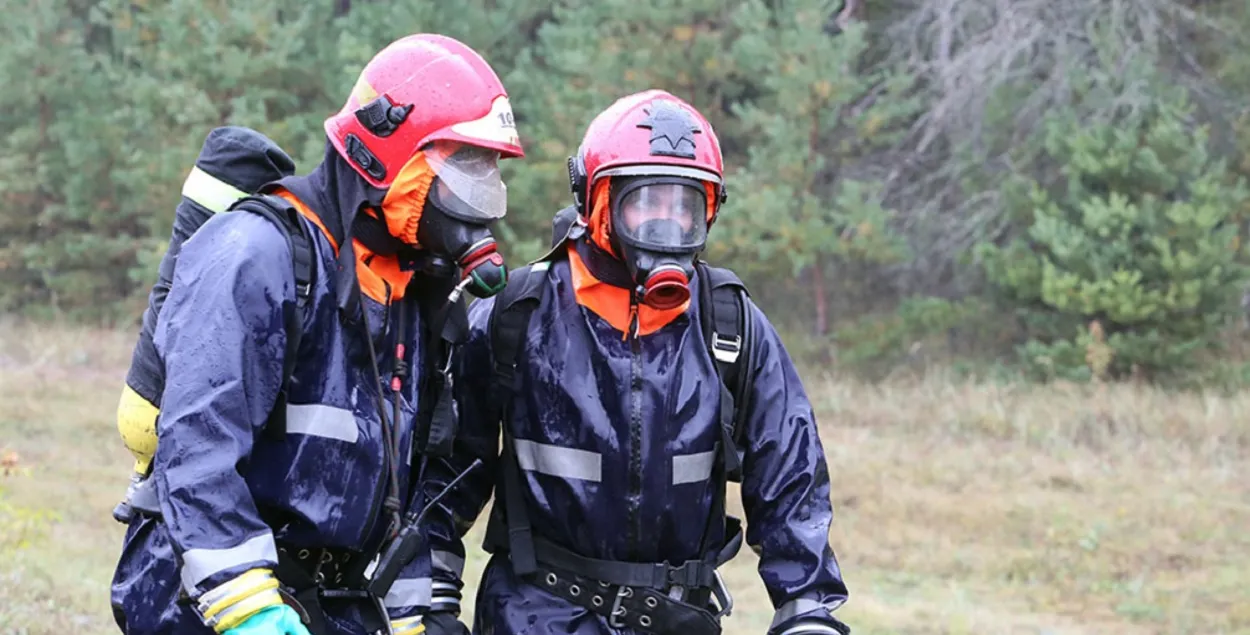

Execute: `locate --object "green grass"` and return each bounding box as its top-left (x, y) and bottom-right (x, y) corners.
top-left (1, 320), bottom-right (1248, 634)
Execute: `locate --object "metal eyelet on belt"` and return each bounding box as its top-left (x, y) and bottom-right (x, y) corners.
top-left (298, 549), bottom-right (310, 560)
top-left (599, 580), bottom-right (611, 588)
top-left (640, 615), bottom-right (653, 627)
top-left (314, 571), bottom-right (325, 584)
top-left (341, 552), bottom-right (352, 563)
top-left (335, 572), bottom-right (344, 584)
top-left (592, 595), bottom-right (604, 607)
top-left (569, 585), bottom-right (581, 597)
top-left (546, 573), bottom-right (558, 586)
top-left (622, 587), bottom-right (634, 598)
top-left (645, 597), bottom-right (658, 608)
top-left (321, 551), bottom-right (333, 564)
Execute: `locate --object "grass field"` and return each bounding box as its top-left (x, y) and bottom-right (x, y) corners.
top-left (0, 319), bottom-right (1247, 634)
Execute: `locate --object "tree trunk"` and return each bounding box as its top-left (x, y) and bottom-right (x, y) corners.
top-left (813, 256), bottom-right (828, 336)
top-left (836, 0), bottom-right (862, 29)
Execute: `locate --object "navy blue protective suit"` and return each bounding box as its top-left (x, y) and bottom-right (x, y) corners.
top-left (424, 250), bottom-right (850, 635)
top-left (109, 149), bottom-right (451, 634)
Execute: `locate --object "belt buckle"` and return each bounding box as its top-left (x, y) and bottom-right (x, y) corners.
top-left (608, 584), bottom-right (631, 628)
top-left (710, 571), bottom-right (734, 619)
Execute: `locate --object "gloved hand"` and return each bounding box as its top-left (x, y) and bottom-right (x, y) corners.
top-left (223, 605), bottom-right (311, 635)
top-left (195, 568), bottom-right (303, 634)
top-left (391, 611), bottom-right (469, 635)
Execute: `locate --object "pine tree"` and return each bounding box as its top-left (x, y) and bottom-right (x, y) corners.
top-left (717, 0), bottom-right (918, 334)
top-left (978, 64), bottom-right (1250, 381)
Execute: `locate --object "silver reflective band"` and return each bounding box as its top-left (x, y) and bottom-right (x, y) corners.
top-left (431, 596), bottom-right (462, 612)
top-left (432, 550), bottom-right (465, 577)
top-left (285, 403), bottom-right (359, 443)
top-left (384, 577), bottom-right (432, 609)
top-left (771, 596), bottom-right (844, 631)
top-left (391, 615), bottom-right (424, 635)
top-left (196, 568), bottom-right (278, 612)
top-left (180, 532), bottom-right (278, 592)
top-left (201, 587), bottom-right (282, 628)
top-left (778, 623), bottom-right (845, 635)
top-left (672, 451), bottom-right (716, 485)
top-left (432, 580), bottom-right (460, 593)
top-left (514, 439), bottom-right (602, 482)
top-left (182, 166), bottom-right (249, 213)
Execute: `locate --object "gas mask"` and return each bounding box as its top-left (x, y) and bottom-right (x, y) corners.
top-left (417, 184), bottom-right (506, 298)
top-left (610, 176), bottom-right (708, 310)
top-left (381, 141), bottom-right (510, 298)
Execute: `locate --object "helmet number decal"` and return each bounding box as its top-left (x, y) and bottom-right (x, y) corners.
top-left (451, 96), bottom-right (520, 148)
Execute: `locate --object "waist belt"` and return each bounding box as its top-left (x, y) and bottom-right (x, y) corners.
top-left (525, 526), bottom-right (742, 590)
top-left (528, 563), bottom-right (729, 635)
top-left (489, 520), bottom-right (743, 635)
top-left (273, 545), bottom-right (388, 635)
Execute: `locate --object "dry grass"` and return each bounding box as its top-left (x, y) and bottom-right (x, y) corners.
top-left (0, 318), bottom-right (1247, 634)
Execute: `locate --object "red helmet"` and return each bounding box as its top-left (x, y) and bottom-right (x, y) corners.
top-left (568, 89), bottom-right (725, 221)
top-left (325, 33), bottom-right (524, 189)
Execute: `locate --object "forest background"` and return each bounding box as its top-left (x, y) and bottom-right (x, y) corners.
top-left (1, 1), bottom-right (1248, 633)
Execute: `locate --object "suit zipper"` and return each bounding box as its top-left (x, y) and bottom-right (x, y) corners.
top-left (627, 297), bottom-right (642, 559)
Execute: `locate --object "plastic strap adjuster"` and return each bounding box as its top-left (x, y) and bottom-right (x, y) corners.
top-left (711, 333), bottom-right (741, 363)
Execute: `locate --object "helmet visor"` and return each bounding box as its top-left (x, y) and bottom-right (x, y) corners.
top-left (424, 141), bottom-right (508, 222)
top-left (612, 178), bottom-right (707, 252)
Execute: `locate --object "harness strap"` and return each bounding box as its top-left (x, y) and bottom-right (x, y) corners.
top-left (230, 194), bottom-right (316, 442)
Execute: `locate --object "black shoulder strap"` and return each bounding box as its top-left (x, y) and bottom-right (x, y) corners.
top-left (489, 260), bottom-right (555, 398)
top-left (482, 259), bottom-right (557, 575)
top-left (230, 194), bottom-right (316, 441)
top-left (696, 262), bottom-right (754, 484)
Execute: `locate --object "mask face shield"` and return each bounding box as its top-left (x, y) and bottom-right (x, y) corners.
top-left (423, 141), bottom-right (508, 223)
top-left (610, 177), bottom-right (708, 254)
top-left (606, 175), bottom-right (710, 310)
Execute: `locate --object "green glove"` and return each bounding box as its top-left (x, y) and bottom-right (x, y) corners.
top-left (223, 605), bottom-right (311, 635)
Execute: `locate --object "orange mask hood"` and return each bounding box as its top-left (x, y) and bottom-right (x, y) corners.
top-left (379, 152), bottom-right (437, 247)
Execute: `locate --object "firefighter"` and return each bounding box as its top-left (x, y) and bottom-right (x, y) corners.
top-left (423, 90), bottom-right (852, 635)
top-left (109, 33), bottom-right (521, 635)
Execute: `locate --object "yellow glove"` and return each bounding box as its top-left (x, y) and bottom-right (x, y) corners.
top-left (390, 615), bottom-right (426, 635)
top-left (195, 568), bottom-right (284, 634)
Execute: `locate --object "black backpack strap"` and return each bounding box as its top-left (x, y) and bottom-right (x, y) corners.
top-left (414, 290), bottom-right (470, 458)
top-left (689, 262), bottom-right (755, 586)
top-left (481, 260), bottom-right (553, 576)
top-left (695, 262), bottom-right (754, 484)
top-left (230, 194), bottom-right (316, 441)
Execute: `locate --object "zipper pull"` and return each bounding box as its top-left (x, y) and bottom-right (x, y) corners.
top-left (625, 288), bottom-right (640, 341)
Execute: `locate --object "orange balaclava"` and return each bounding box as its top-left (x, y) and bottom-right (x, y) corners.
top-left (380, 152), bottom-right (436, 246)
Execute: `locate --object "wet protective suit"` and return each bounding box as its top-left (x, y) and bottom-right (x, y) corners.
top-left (110, 32), bottom-right (525, 635)
top-left (424, 88), bottom-right (851, 635)
top-left (424, 237), bottom-right (851, 635)
top-left (109, 142), bottom-right (451, 635)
